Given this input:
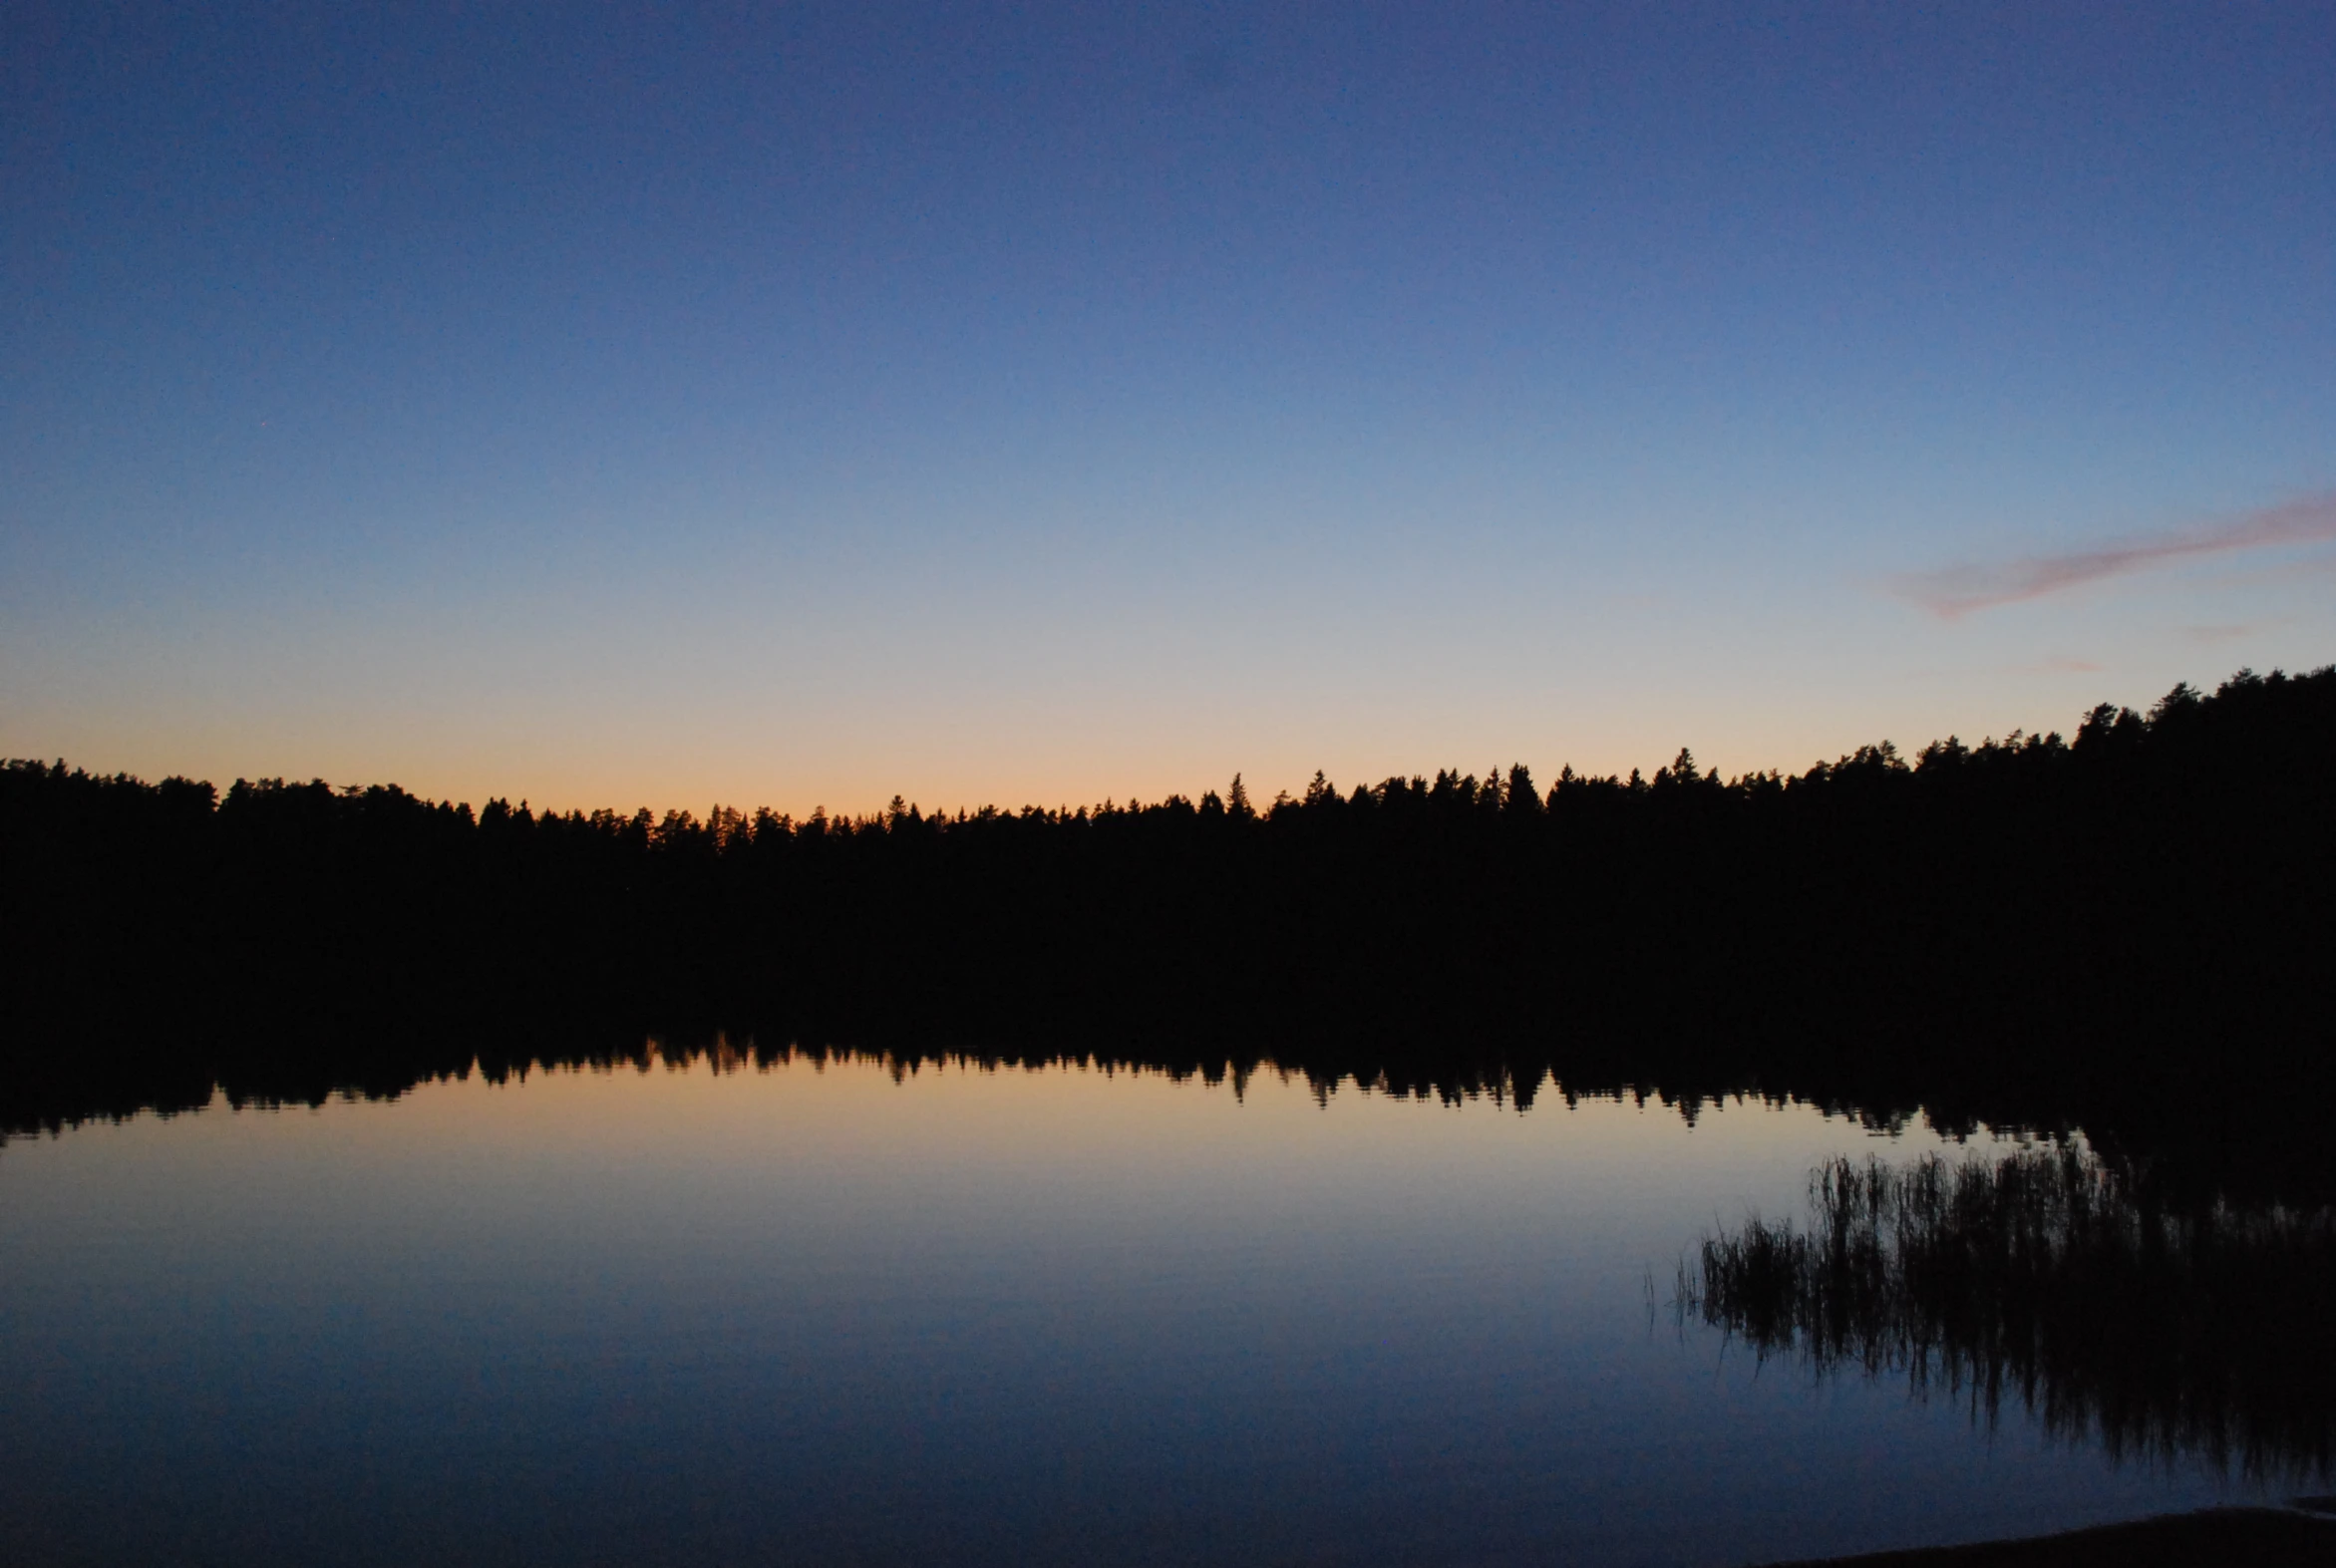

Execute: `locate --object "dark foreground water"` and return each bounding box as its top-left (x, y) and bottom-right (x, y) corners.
top-left (0, 1051), bottom-right (2269, 1566)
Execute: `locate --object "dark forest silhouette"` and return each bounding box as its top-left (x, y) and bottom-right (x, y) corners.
top-left (6, 664), bottom-right (2333, 1198)
top-left (1681, 1145), bottom-right (2336, 1484)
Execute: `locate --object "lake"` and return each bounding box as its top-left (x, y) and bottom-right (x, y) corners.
top-left (0, 1045), bottom-right (2271, 1566)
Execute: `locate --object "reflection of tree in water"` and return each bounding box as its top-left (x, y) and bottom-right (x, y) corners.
top-left (1680, 1148), bottom-right (2336, 1482)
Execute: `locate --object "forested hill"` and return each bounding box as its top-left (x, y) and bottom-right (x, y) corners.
top-left (6, 665), bottom-right (2334, 1173)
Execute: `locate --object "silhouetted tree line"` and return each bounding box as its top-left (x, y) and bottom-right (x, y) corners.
top-left (5, 664), bottom-right (2333, 1192)
top-left (1681, 1146), bottom-right (2336, 1482)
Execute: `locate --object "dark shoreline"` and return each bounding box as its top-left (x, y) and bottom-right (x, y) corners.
top-left (8, 664), bottom-right (2334, 1203)
top-left (1763, 1505), bottom-right (2336, 1566)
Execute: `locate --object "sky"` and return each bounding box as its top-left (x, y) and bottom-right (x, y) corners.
top-left (5, 2), bottom-right (2332, 815)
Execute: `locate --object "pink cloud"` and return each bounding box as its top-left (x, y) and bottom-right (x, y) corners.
top-left (1894, 493), bottom-right (2336, 619)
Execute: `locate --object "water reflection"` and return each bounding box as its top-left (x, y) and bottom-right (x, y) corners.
top-left (1, 1051), bottom-right (2253, 1567)
top-left (17, 1021), bottom-right (2335, 1226)
top-left (1680, 1147), bottom-right (2336, 1483)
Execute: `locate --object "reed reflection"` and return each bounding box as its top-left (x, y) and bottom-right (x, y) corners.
top-left (1680, 1147), bottom-right (2336, 1483)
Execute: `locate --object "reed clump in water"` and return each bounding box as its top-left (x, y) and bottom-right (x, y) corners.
top-left (1681, 1147), bottom-right (2336, 1481)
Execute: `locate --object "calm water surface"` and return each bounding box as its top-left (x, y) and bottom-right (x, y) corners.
top-left (0, 1053), bottom-right (2247, 1565)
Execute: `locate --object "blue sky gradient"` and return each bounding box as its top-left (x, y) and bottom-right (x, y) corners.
top-left (6, 3), bottom-right (2332, 811)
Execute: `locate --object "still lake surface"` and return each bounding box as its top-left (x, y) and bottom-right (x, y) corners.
top-left (0, 1049), bottom-right (2254, 1566)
